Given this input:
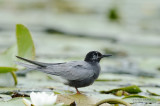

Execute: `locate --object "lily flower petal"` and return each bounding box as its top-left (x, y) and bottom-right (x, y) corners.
top-left (22, 98), bottom-right (32, 106)
top-left (29, 92), bottom-right (58, 106)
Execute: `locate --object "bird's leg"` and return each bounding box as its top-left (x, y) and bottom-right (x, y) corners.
top-left (75, 87), bottom-right (81, 94)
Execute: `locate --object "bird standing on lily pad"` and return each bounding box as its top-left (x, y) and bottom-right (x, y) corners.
top-left (16, 51), bottom-right (112, 94)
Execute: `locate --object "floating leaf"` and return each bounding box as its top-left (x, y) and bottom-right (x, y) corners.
top-left (96, 79), bottom-right (121, 82)
top-left (100, 85), bottom-right (141, 94)
top-left (0, 45), bottom-right (17, 67)
top-left (94, 98), bottom-right (131, 106)
top-left (16, 24), bottom-right (35, 59)
top-left (57, 94), bottom-right (98, 106)
top-left (0, 67), bottom-right (17, 73)
top-left (124, 98), bottom-right (158, 104)
top-left (147, 90), bottom-right (160, 96)
top-left (0, 97), bottom-right (25, 106)
top-left (0, 94), bottom-right (12, 101)
top-left (0, 87), bottom-right (20, 95)
top-left (123, 94), bottom-right (147, 99)
top-left (0, 45), bottom-right (18, 86)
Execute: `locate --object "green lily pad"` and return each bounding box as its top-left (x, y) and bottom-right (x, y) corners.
top-left (95, 98), bottom-right (131, 106)
top-left (0, 45), bottom-right (17, 67)
top-left (100, 85), bottom-right (142, 94)
top-left (123, 97), bottom-right (159, 104)
top-left (0, 87), bottom-right (21, 95)
top-left (147, 90), bottom-right (160, 96)
top-left (123, 94), bottom-right (147, 99)
top-left (57, 94), bottom-right (99, 106)
top-left (0, 94), bottom-right (12, 102)
top-left (0, 97), bottom-right (24, 106)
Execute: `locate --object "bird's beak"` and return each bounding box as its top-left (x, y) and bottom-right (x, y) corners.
top-left (102, 54), bottom-right (112, 58)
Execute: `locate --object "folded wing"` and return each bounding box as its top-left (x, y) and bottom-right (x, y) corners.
top-left (16, 56), bottom-right (94, 81)
top-left (42, 61), bottom-right (94, 81)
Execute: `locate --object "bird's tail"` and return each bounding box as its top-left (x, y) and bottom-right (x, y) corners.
top-left (15, 61), bottom-right (39, 71)
top-left (15, 56), bottom-right (47, 72)
top-left (16, 56), bottom-right (47, 71)
top-left (16, 56), bottom-right (46, 67)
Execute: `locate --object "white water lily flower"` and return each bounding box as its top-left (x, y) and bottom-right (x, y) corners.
top-left (23, 92), bottom-right (57, 106)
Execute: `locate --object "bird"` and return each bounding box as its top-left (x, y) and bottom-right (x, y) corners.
top-left (16, 51), bottom-right (112, 94)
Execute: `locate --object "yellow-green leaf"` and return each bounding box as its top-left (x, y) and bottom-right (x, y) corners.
top-left (122, 94), bottom-right (147, 99)
top-left (0, 67), bottom-right (18, 73)
top-left (0, 45), bottom-right (17, 67)
top-left (147, 90), bottom-right (160, 96)
top-left (16, 24), bottom-right (35, 59)
top-left (100, 85), bottom-right (141, 94)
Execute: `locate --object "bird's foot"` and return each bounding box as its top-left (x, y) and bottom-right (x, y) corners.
top-left (75, 88), bottom-right (81, 94)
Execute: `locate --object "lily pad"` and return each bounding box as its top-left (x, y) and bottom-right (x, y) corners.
top-left (123, 94), bottom-right (147, 99)
top-left (95, 98), bottom-right (131, 106)
top-left (0, 45), bottom-right (17, 67)
top-left (0, 94), bottom-right (12, 102)
top-left (57, 94), bottom-right (99, 106)
top-left (100, 85), bottom-right (141, 94)
top-left (0, 97), bottom-right (25, 106)
top-left (147, 90), bottom-right (160, 96)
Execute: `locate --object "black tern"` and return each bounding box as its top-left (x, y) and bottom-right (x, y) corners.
top-left (16, 51), bottom-right (112, 94)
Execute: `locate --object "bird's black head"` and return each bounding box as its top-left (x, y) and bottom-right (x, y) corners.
top-left (84, 51), bottom-right (112, 63)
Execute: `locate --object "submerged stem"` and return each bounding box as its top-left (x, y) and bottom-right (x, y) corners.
top-left (11, 71), bottom-right (17, 86)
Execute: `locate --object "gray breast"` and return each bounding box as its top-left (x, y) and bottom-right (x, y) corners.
top-left (92, 63), bottom-right (101, 79)
top-left (66, 62), bottom-right (101, 88)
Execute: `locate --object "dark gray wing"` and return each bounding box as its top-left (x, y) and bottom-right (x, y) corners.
top-left (41, 61), bottom-right (94, 81)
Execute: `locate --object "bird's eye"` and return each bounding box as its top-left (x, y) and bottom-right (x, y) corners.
top-left (96, 53), bottom-right (98, 58)
top-left (92, 54), bottom-right (97, 60)
top-left (97, 53), bottom-right (102, 58)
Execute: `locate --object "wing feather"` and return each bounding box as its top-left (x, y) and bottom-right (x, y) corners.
top-left (16, 56), bottom-right (94, 81)
top-left (42, 61), bottom-right (94, 81)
